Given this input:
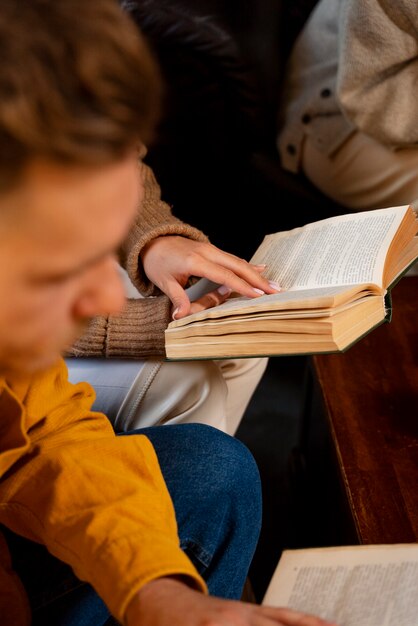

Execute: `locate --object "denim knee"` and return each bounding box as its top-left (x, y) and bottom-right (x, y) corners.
top-left (139, 423), bottom-right (262, 597)
top-left (173, 425), bottom-right (263, 597)
top-left (141, 423), bottom-right (262, 527)
top-left (194, 424), bottom-right (262, 519)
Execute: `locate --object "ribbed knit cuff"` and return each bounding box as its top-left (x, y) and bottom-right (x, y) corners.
top-left (66, 316), bottom-right (108, 357)
top-left (66, 297), bottom-right (172, 359)
top-left (106, 297), bottom-right (171, 357)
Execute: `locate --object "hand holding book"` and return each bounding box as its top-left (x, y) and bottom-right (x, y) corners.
top-left (165, 205), bottom-right (418, 359)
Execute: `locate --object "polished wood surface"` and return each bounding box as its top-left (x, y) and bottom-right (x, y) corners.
top-left (312, 275), bottom-right (418, 544)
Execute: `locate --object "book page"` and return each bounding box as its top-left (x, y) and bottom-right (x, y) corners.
top-left (168, 285), bottom-right (368, 328)
top-left (263, 544), bottom-right (418, 626)
top-left (251, 206), bottom-right (409, 291)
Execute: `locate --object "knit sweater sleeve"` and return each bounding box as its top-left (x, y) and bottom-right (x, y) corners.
top-left (68, 159), bottom-right (211, 359)
top-left (119, 160), bottom-right (209, 297)
top-left (337, 0), bottom-right (418, 147)
top-left (67, 296), bottom-right (172, 358)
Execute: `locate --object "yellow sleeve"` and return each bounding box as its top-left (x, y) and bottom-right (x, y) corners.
top-left (0, 360), bottom-right (205, 624)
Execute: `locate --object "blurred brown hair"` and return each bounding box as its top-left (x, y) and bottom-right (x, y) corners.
top-left (0, 0), bottom-right (162, 190)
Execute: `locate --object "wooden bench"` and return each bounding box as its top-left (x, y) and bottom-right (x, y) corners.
top-left (309, 275), bottom-right (418, 544)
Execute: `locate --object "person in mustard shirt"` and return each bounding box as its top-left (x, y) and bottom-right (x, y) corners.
top-left (0, 1), bottom-right (338, 626)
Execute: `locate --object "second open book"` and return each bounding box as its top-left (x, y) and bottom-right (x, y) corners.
top-left (262, 543), bottom-right (418, 626)
top-left (165, 204), bottom-right (418, 359)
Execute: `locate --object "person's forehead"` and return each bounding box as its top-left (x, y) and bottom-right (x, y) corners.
top-left (0, 155), bottom-right (141, 271)
top-left (6, 156), bottom-right (139, 227)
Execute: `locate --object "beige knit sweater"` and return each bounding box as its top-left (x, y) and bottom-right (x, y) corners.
top-left (68, 160), bottom-right (208, 358)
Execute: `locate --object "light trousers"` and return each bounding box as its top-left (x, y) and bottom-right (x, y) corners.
top-left (302, 130), bottom-right (418, 275)
top-left (67, 274), bottom-right (268, 436)
top-left (303, 130), bottom-right (418, 211)
top-left (67, 356), bottom-right (268, 436)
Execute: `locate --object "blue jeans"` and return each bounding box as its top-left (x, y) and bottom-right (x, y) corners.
top-left (4, 424), bottom-right (262, 625)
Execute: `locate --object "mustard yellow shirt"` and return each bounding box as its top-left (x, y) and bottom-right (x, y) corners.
top-left (0, 358), bottom-right (205, 625)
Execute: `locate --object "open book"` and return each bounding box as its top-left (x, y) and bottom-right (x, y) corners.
top-left (262, 544), bottom-right (418, 626)
top-left (165, 205), bottom-right (418, 359)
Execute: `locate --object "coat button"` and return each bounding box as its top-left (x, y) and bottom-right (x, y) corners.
top-left (301, 113), bottom-right (311, 124)
top-left (320, 87), bottom-right (331, 98)
top-left (286, 144), bottom-right (296, 155)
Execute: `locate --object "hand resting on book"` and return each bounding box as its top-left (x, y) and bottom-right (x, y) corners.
top-left (141, 235), bottom-right (280, 320)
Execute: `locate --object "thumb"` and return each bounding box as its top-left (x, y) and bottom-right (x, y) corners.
top-left (168, 284), bottom-right (192, 320)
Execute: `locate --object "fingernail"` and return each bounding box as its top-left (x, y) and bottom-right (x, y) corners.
top-left (172, 307), bottom-right (179, 320)
top-left (268, 280), bottom-right (282, 291)
top-left (253, 264), bottom-right (267, 269)
top-left (253, 288), bottom-right (265, 295)
top-left (217, 285), bottom-right (232, 296)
